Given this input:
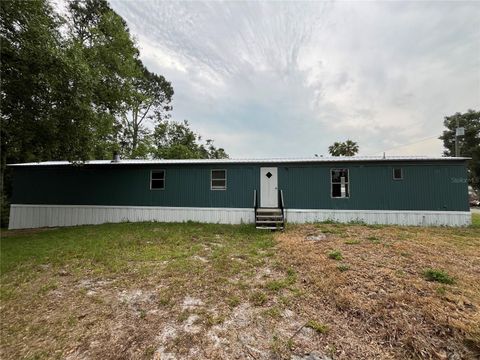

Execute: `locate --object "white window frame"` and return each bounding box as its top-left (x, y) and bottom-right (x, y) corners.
top-left (330, 168), bottom-right (350, 199)
top-left (211, 169), bottom-right (227, 191)
top-left (150, 169), bottom-right (165, 190)
top-left (393, 168), bottom-right (403, 180)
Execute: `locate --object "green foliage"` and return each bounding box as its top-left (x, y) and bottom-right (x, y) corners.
top-left (328, 139), bottom-right (359, 156)
top-left (152, 120), bottom-right (228, 159)
top-left (327, 250), bottom-right (343, 260)
top-left (439, 109), bottom-right (480, 191)
top-left (423, 269), bottom-right (455, 284)
top-left (0, 0), bottom-right (228, 226)
top-left (117, 64), bottom-right (174, 158)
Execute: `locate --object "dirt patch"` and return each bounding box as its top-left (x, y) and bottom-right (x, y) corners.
top-left (181, 296), bottom-right (204, 310)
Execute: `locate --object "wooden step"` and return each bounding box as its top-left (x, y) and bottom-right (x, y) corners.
top-left (256, 220), bottom-right (284, 224)
top-left (255, 207), bottom-right (284, 230)
top-left (256, 208), bottom-right (282, 213)
top-left (256, 215), bottom-right (283, 219)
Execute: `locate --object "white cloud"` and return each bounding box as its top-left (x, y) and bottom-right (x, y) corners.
top-left (111, 0), bottom-right (480, 157)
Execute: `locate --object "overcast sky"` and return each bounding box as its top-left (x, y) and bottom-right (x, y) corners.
top-left (110, 0), bottom-right (479, 158)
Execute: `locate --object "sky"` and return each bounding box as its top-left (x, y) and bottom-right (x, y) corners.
top-left (110, 0), bottom-right (480, 158)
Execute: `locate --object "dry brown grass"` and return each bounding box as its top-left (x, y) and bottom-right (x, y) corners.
top-left (276, 223), bottom-right (480, 359)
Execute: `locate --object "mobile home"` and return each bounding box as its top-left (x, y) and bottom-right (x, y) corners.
top-left (8, 156), bottom-right (471, 229)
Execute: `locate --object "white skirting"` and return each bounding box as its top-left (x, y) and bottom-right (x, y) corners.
top-left (8, 204), bottom-right (255, 229)
top-left (8, 204), bottom-right (471, 229)
top-left (286, 209), bottom-right (471, 227)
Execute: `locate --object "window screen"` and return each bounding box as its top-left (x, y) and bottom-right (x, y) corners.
top-left (150, 170), bottom-right (165, 189)
top-left (331, 169), bottom-right (349, 198)
top-left (211, 169), bottom-right (226, 190)
top-left (393, 168), bottom-right (403, 180)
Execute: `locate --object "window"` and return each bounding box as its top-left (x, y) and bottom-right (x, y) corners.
top-left (211, 169), bottom-right (226, 190)
top-left (150, 170), bottom-right (165, 190)
top-left (393, 168), bottom-right (403, 180)
top-left (331, 168), bottom-right (349, 198)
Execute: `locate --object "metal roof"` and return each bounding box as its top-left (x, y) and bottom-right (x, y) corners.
top-left (8, 156), bottom-right (470, 167)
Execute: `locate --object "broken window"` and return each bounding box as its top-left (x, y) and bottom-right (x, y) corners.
top-left (331, 169), bottom-right (349, 198)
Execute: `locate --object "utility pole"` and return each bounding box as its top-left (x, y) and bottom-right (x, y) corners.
top-left (455, 119), bottom-right (465, 157)
top-left (455, 118), bottom-right (459, 157)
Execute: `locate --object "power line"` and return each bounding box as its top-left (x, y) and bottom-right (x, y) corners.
top-left (377, 135), bottom-right (439, 154)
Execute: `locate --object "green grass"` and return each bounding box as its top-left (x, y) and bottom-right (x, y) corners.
top-left (0, 222), bottom-right (274, 276)
top-left (265, 268), bottom-right (297, 292)
top-left (327, 250), bottom-right (343, 260)
top-left (344, 239), bottom-right (360, 245)
top-left (472, 213), bottom-right (480, 227)
top-left (306, 320), bottom-right (329, 334)
top-left (367, 236), bottom-right (381, 243)
top-left (263, 306), bottom-right (282, 319)
top-left (423, 268), bottom-right (455, 284)
top-left (250, 291), bottom-right (268, 306)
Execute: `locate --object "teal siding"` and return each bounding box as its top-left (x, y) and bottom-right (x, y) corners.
top-left (12, 165), bottom-right (260, 208)
top-left (11, 161), bottom-right (469, 211)
top-left (278, 162), bottom-right (469, 211)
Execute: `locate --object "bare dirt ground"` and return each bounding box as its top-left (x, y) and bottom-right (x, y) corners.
top-left (1, 221), bottom-right (479, 359)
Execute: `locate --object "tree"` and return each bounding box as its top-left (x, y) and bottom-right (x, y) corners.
top-left (152, 120), bottom-right (228, 159)
top-left (0, 0), bottom-right (147, 225)
top-left (0, 0), bottom-right (228, 226)
top-left (66, 0), bottom-right (144, 158)
top-left (1, 0), bottom-right (66, 226)
top-left (117, 64), bottom-right (174, 158)
top-left (439, 109), bottom-right (480, 192)
top-left (328, 140), bottom-right (359, 156)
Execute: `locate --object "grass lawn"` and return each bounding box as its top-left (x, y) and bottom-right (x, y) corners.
top-left (1, 215), bottom-right (479, 359)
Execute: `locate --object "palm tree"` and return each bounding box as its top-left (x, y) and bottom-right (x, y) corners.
top-left (328, 140), bottom-right (359, 156)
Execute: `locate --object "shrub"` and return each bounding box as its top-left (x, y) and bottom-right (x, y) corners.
top-left (423, 269), bottom-right (455, 284)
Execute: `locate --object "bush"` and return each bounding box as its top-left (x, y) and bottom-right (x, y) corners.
top-left (423, 269), bottom-right (455, 284)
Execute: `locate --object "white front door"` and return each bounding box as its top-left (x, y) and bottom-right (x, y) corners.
top-left (260, 167), bottom-right (278, 207)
